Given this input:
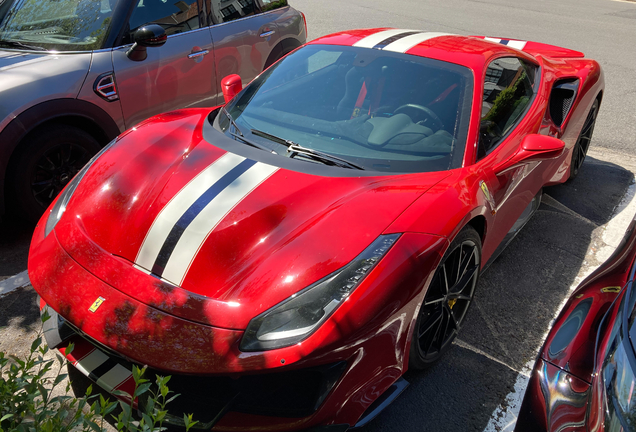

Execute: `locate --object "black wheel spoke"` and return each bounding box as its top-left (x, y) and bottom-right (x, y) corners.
top-left (424, 297), bottom-right (445, 306)
top-left (418, 310), bottom-right (443, 340)
top-left (448, 263), bottom-right (478, 296)
top-left (446, 306), bottom-right (460, 331)
top-left (441, 263), bottom-right (449, 294)
top-left (448, 293), bottom-right (472, 302)
top-left (31, 179), bottom-right (55, 188)
top-left (458, 245), bottom-right (476, 281)
top-left (427, 315), bottom-right (445, 355)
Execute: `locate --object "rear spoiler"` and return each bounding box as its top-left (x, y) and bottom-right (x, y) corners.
top-left (472, 36), bottom-right (585, 59)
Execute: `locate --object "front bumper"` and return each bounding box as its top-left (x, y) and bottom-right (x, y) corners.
top-left (41, 303), bottom-right (348, 430)
top-left (30, 210), bottom-right (447, 430)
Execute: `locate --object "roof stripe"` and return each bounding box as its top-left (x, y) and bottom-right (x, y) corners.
top-left (353, 29), bottom-right (418, 49)
top-left (507, 40), bottom-right (527, 50)
top-left (372, 30), bottom-right (421, 49)
top-left (382, 32), bottom-right (454, 53)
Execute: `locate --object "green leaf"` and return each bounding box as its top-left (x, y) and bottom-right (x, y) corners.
top-left (53, 373), bottom-right (68, 386)
top-left (41, 309), bottom-right (51, 323)
top-left (65, 342), bottom-right (75, 356)
top-left (87, 420), bottom-right (102, 432)
top-left (183, 413), bottom-right (198, 432)
top-left (165, 394), bottom-right (180, 404)
top-left (30, 337), bottom-right (42, 353)
top-left (1, 413), bottom-right (14, 422)
top-left (133, 382), bottom-right (152, 399)
top-left (112, 389), bottom-right (131, 399)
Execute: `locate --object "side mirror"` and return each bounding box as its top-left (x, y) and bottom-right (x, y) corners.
top-left (496, 134), bottom-right (565, 174)
top-left (126, 24), bottom-right (167, 61)
top-left (222, 74), bottom-right (243, 103)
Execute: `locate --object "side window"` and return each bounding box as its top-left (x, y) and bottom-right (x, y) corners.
top-left (257, 0), bottom-right (288, 12)
top-left (209, 0), bottom-right (262, 24)
top-left (127, 0), bottom-right (201, 37)
top-left (478, 57), bottom-right (537, 159)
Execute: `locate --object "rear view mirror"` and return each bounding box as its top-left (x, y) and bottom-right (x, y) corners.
top-left (496, 134), bottom-right (565, 174)
top-left (127, 24), bottom-right (167, 61)
top-left (222, 74), bottom-right (243, 103)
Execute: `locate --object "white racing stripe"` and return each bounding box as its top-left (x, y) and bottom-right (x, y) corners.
top-left (162, 162), bottom-right (279, 286)
top-left (135, 152), bottom-right (246, 271)
top-left (383, 32), bottom-right (453, 53)
top-left (507, 40), bottom-right (527, 50)
top-left (352, 29), bottom-right (417, 48)
top-left (96, 364), bottom-right (133, 392)
top-left (74, 349), bottom-right (108, 376)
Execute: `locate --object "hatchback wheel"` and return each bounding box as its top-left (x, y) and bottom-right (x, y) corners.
top-left (12, 125), bottom-right (101, 222)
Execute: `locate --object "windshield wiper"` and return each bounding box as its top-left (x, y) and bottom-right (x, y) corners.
top-left (222, 107), bottom-right (244, 136)
top-left (230, 131), bottom-right (276, 153)
top-left (0, 40), bottom-right (46, 51)
top-left (222, 109), bottom-right (274, 153)
top-left (250, 129), bottom-right (364, 170)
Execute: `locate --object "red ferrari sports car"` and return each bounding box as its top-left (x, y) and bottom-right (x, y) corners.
top-left (29, 29), bottom-right (603, 431)
top-left (515, 214), bottom-right (636, 432)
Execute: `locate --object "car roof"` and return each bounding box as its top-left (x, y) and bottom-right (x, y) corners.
top-left (308, 28), bottom-right (538, 74)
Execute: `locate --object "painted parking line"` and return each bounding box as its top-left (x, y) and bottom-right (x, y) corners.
top-left (0, 270), bottom-right (31, 296)
top-left (483, 176), bottom-right (636, 432)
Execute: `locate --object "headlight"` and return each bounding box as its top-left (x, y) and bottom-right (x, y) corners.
top-left (240, 234), bottom-right (401, 352)
top-left (44, 139), bottom-right (117, 236)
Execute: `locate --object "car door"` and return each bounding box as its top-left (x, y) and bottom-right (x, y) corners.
top-left (112, 0), bottom-right (215, 129)
top-left (472, 56), bottom-right (556, 261)
top-left (205, 0), bottom-right (295, 105)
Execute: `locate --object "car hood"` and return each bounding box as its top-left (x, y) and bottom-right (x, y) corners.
top-left (54, 109), bottom-right (449, 329)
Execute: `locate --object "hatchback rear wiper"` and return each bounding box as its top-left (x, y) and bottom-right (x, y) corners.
top-left (251, 129), bottom-right (364, 170)
top-left (0, 40), bottom-right (46, 51)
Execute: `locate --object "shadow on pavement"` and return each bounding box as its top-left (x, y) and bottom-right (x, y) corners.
top-left (365, 156), bottom-right (633, 431)
top-left (0, 213), bottom-right (34, 281)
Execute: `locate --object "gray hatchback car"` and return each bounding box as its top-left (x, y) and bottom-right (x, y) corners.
top-left (0, 0), bottom-right (306, 221)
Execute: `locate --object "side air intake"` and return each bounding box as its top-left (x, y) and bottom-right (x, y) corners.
top-left (549, 79), bottom-right (579, 127)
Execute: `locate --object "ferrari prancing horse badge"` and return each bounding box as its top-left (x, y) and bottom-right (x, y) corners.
top-left (89, 297), bottom-right (105, 313)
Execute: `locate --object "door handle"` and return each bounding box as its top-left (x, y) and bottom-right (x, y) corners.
top-left (259, 30), bottom-right (275, 38)
top-left (188, 49), bottom-right (209, 59)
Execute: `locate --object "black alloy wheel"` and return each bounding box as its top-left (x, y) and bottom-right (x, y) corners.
top-left (410, 226), bottom-right (481, 369)
top-left (11, 125), bottom-right (101, 222)
top-left (569, 99), bottom-right (599, 181)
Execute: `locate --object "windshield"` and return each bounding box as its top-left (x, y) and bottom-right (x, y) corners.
top-left (218, 44), bottom-right (473, 174)
top-left (0, 0), bottom-right (115, 51)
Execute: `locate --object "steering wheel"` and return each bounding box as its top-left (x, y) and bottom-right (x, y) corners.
top-left (394, 104), bottom-right (444, 132)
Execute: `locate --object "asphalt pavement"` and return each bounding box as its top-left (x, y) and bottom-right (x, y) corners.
top-left (1, 0), bottom-right (636, 430)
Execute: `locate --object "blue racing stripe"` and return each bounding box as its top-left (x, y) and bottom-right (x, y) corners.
top-left (372, 31), bottom-right (421, 49)
top-left (151, 158), bottom-right (257, 275)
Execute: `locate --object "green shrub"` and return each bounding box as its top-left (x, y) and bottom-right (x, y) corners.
top-left (0, 311), bottom-right (197, 432)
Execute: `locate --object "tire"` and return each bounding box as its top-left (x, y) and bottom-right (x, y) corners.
top-left (409, 225), bottom-right (482, 370)
top-left (569, 99), bottom-right (599, 181)
top-left (10, 124), bottom-right (101, 222)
